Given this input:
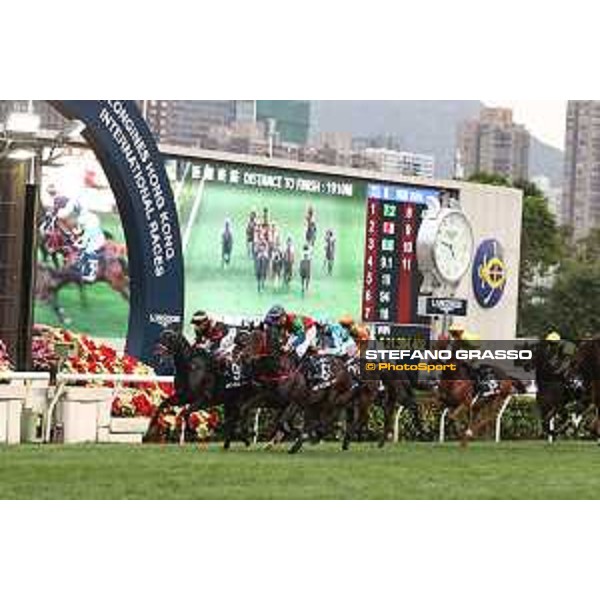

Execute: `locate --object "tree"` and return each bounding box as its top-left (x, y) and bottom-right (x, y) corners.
top-left (531, 258), bottom-right (600, 339)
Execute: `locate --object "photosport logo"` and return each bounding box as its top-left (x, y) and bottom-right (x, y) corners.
top-left (472, 238), bottom-right (507, 308)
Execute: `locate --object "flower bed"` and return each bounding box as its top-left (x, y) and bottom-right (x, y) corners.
top-left (30, 326), bottom-right (221, 442)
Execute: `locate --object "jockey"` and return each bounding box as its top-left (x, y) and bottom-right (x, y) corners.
top-left (339, 315), bottom-right (370, 344)
top-left (319, 316), bottom-right (358, 357)
top-left (285, 236), bottom-right (294, 260)
top-left (449, 323), bottom-right (482, 351)
top-left (190, 310), bottom-right (231, 359)
top-left (544, 331), bottom-right (576, 377)
top-left (56, 199), bottom-right (106, 282)
top-left (301, 243), bottom-right (312, 262)
top-left (264, 305), bottom-right (318, 359)
top-left (448, 323), bottom-right (496, 397)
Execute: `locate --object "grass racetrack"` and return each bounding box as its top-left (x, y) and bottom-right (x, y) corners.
top-left (182, 180), bottom-right (366, 322)
top-left (2, 442), bottom-right (600, 499)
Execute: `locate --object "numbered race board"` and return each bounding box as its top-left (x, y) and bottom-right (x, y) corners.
top-left (362, 184), bottom-right (438, 326)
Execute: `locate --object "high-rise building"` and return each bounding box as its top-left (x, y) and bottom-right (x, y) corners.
top-left (456, 107), bottom-right (530, 182)
top-left (363, 148), bottom-right (435, 179)
top-left (140, 100), bottom-right (236, 146)
top-left (562, 101), bottom-right (600, 237)
top-left (256, 101), bottom-right (310, 145)
top-left (139, 100), bottom-right (311, 148)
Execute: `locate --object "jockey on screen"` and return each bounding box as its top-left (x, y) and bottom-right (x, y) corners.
top-left (54, 198), bottom-right (106, 282)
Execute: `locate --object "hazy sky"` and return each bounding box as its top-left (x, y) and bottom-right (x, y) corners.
top-left (483, 100), bottom-right (567, 149)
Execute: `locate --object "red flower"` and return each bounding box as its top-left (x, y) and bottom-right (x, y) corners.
top-left (207, 411), bottom-right (220, 429)
top-left (188, 413), bottom-right (201, 429)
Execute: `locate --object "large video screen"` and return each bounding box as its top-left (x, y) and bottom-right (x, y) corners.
top-left (180, 160), bottom-right (366, 323)
top-left (35, 148), bottom-right (130, 339)
top-left (34, 151), bottom-right (446, 340)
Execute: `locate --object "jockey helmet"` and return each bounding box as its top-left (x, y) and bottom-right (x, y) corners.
top-left (356, 325), bottom-right (371, 342)
top-left (56, 198), bottom-right (81, 220)
top-left (545, 331), bottom-right (561, 342)
top-left (462, 331), bottom-right (481, 342)
top-left (265, 305), bottom-right (286, 326)
top-left (191, 310), bottom-right (209, 326)
top-left (338, 315), bottom-right (354, 327)
top-left (449, 322), bottom-right (465, 333)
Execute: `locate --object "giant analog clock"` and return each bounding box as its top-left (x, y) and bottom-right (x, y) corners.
top-left (417, 208), bottom-right (474, 286)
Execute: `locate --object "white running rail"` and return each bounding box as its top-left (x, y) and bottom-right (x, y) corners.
top-left (393, 406), bottom-right (404, 443)
top-left (438, 407), bottom-right (449, 443)
top-left (495, 395), bottom-right (514, 443)
top-left (46, 373), bottom-right (174, 442)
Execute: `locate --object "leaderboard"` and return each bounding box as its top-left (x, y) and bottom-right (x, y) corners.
top-left (361, 183), bottom-right (438, 325)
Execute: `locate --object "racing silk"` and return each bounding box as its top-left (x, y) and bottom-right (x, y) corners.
top-left (282, 313), bottom-right (317, 358)
top-left (320, 323), bottom-right (357, 357)
top-left (193, 322), bottom-right (229, 355)
top-left (70, 210), bottom-right (106, 282)
top-left (285, 244), bottom-right (294, 264)
top-left (545, 340), bottom-right (576, 376)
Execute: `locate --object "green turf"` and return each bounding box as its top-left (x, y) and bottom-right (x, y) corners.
top-left (181, 181), bottom-right (366, 324)
top-left (2, 442), bottom-right (600, 499)
top-left (34, 282), bottom-right (128, 338)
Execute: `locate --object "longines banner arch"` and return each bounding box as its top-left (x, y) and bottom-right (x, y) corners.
top-left (50, 100), bottom-right (185, 364)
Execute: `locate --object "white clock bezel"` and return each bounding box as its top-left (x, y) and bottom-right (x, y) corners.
top-left (417, 208), bottom-right (474, 286)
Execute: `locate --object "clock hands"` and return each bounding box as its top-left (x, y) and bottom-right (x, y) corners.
top-left (442, 240), bottom-right (456, 259)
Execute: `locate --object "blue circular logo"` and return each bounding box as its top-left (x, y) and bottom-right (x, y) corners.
top-left (472, 239), bottom-right (506, 308)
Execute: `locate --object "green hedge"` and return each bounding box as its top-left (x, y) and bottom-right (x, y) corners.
top-left (198, 394), bottom-right (596, 443)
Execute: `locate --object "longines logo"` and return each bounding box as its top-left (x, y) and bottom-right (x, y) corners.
top-left (149, 313), bottom-right (182, 328)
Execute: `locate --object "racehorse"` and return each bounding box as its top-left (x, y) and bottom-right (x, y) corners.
top-left (222, 222), bottom-right (233, 268)
top-left (305, 218), bottom-right (317, 248)
top-left (299, 254), bottom-right (311, 296)
top-left (271, 247), bottom-right (284, 289)
top-left (143, 329), bottom-right (252, 448)
top-left (235, 328), bottom-right (359, 453)
top-left (521, 341), bottom-right (587, 442)
top-left (246, 216), bottom-right (256, 258)
top-left (35, 240), bottom-right (130, 324)
top-left (572, 338), bottom-right (600, 443)
top-left (324, 232), bottom-right (335, 275)
top-left (254, 246), bottom-right (269, 293)
top-left (283, 245), bottom-right (294, 290)
top-left (435, 359), bottom-right (526, 445)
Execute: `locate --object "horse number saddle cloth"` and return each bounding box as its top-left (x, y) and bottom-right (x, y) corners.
top-left (475, 365), bottom-right (500, 398)
top-left (344, 357), bottom-right (361, 389)
top-left (223, 359), bottom-right (248, 389)
top-left (566, 376), bottom-right (585, 399)
top-left (306, 355), bottom-right (336, 391)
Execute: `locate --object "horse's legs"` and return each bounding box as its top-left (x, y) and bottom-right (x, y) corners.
top-left (223, 401), bottom-right (235, 450)
top-left (379, 390), bottom-right (396, 448)
top-left (591, 382), bottom-right (600, 444)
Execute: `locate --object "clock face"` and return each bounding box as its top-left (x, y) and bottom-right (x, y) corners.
top-left (432, 211), bottom-right (473, 283)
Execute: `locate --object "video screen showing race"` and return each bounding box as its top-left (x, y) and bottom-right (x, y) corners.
top-left (34, 148), bottom-right (130, 339)
top-left (179, 160), bottom-right (367, 326)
